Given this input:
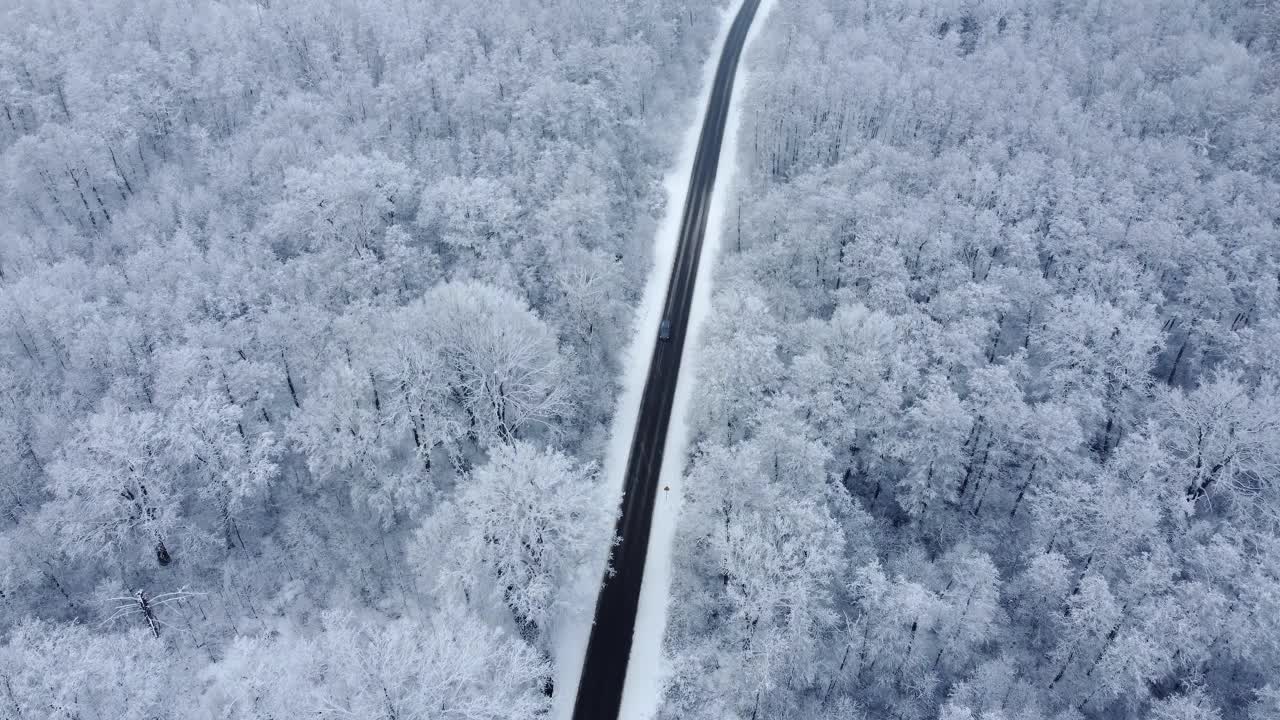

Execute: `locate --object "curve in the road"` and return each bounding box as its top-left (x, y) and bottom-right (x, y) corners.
top-left (570, 1), bottom-right (763, 718)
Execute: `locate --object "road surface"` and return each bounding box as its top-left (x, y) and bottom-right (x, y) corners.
top-left (570, 1), bottom-right (762, 718)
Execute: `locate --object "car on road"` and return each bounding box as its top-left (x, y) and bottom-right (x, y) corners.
top-left (659, 319), bottom-right (672, 340)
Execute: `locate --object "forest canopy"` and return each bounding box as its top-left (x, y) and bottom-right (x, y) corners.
top-left (3, 0), bottom-right (1280, 718)
top-left (0, 0), bottom-right (729, 715)
top-left (660, 1), bottom-right (1280, 719)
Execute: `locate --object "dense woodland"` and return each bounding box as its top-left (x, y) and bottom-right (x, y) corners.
top-left (661, 1), bottom-right (1280, 719)
top-left (5, 0), bottom-right (1280, 717)
top-left (0, 0), bottom-right (730, 715)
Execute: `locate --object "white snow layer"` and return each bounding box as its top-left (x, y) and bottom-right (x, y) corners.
top-left (549, 0), bottom-right (777, 718)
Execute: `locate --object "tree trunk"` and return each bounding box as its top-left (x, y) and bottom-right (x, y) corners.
top-left (155, 538), bottom-right (172, 566)
top-left (2, 673), bottom-right (23, 719)
top-left (1049, 648), bottom-right (1073, 688)
top-left (1010, 461), bottom-right (1037, 518)
top-left (1165, 337), bottom-right (1188, 385)
top-left (282, 352), bottom-right (302, 408)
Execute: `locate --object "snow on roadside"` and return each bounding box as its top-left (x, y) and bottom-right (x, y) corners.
top-left (618, 0), bottom-right (778, 718)
top-left (547, 3), bottom-right (747, 719)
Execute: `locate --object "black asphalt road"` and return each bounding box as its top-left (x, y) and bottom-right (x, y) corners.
top-left (570, 2), bottom-right (762, 718)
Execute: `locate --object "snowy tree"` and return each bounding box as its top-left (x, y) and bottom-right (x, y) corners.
top-left (890, 374), bottom-right (972, 519)
top-left (413, 441), bottom-right (609, 648)
top-left (932, 550), bottom-right (1003, 673)
top-left (166, 386), bottom-right (278, 549)
top-left (0, 621), bottom-right (183, 719)
top-left (691, 290), bottom-right (786, 441)
top-left (1148, 688), bottom-right (1223, 720)
top-left (44, 400), bottom-right (190, 569)
top-left (264, 153), bottom-right (418, 261)
top-left (1156, 373), bottom-right (1280, 511)
top-left (198, 612), bottom-right (550, 720)
top-left (305, 612), bottom-right (550, 720)
top-left (424, 281), bottom-right (572, 446)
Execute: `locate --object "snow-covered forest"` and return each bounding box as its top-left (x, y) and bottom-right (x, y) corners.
top-left (660, 1), bottom-right (1280, 719)
top-left (4, 0), bottom-right (1280, 717)
top-left (0, 0), bottom-right (731, 715)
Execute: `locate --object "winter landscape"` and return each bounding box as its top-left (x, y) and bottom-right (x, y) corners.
top-left (1, 0), bottom-right (1279, 719)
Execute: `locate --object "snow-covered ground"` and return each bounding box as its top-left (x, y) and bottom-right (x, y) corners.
top-left (549, 1), bottom-right (777, 718)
